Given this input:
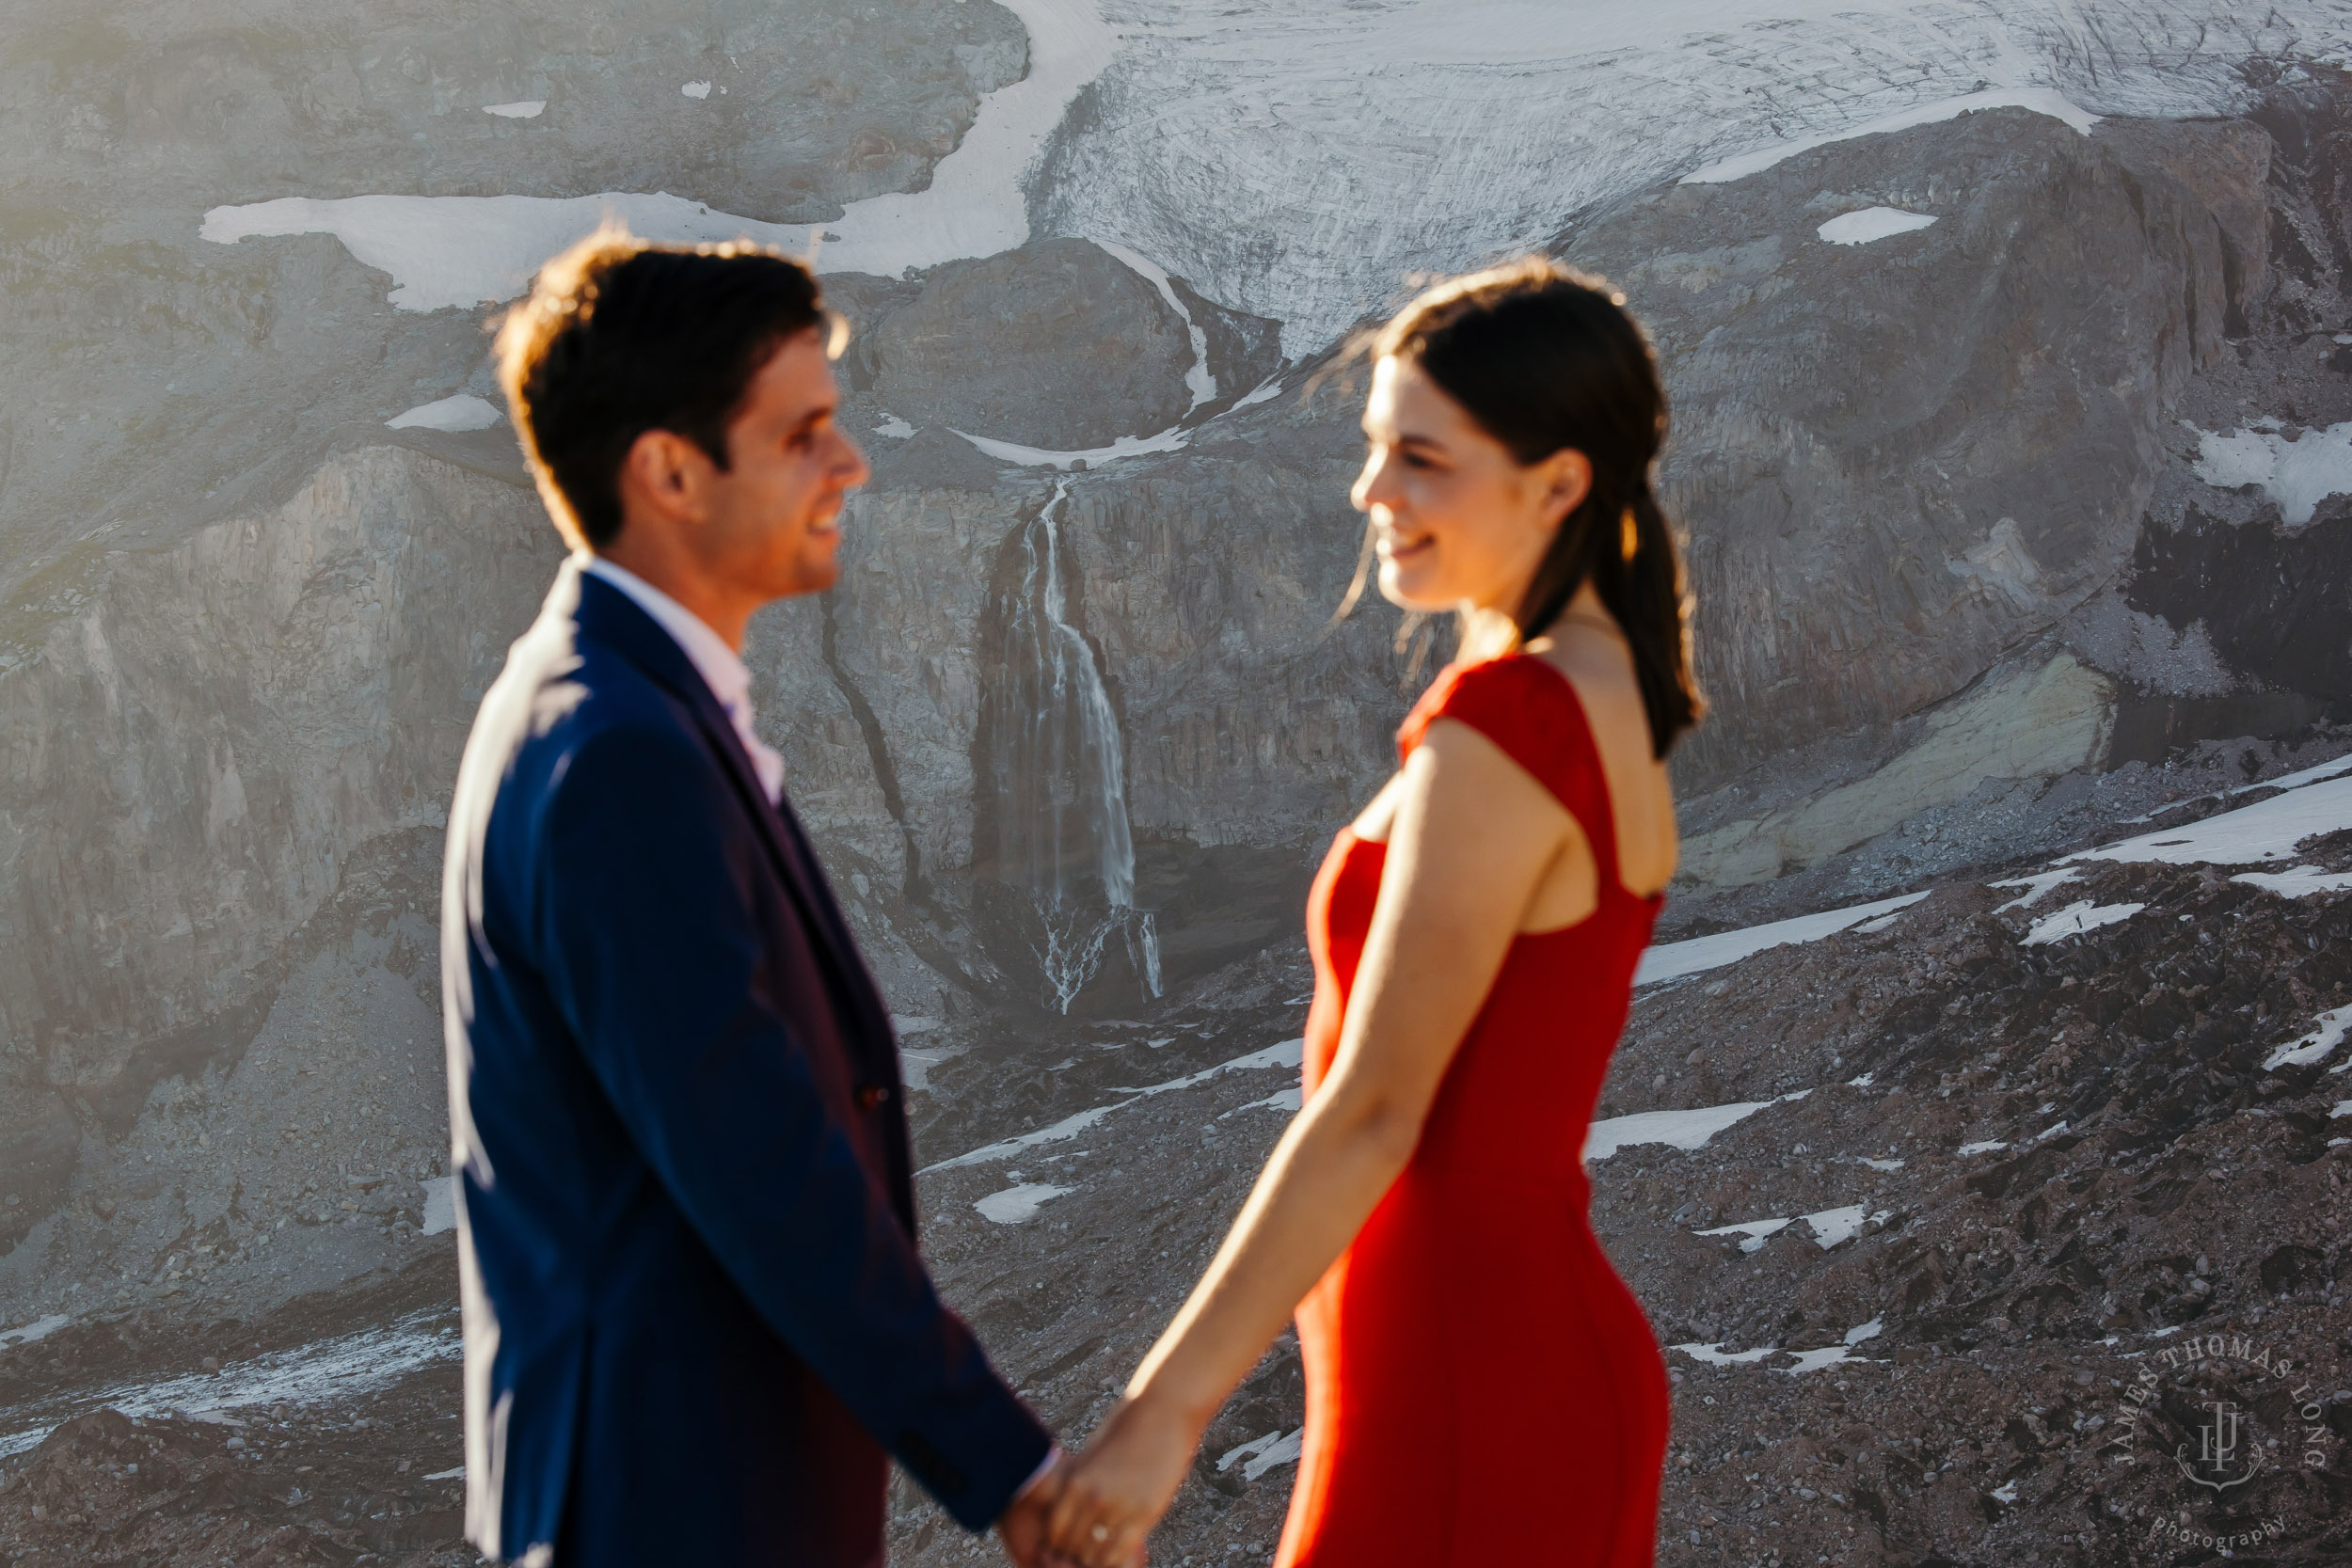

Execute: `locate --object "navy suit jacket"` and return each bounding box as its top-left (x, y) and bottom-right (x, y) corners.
top-left (439, 562), bottom-right (1047, 1566)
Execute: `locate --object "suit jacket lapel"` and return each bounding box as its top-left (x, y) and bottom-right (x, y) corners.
top-left (568, 568), bottom-right (896, 1059)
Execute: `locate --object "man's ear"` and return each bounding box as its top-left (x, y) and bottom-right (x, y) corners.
top-left (615, 427), bottom-right (715, 529)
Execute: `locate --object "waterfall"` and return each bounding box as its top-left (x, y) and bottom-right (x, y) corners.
top-left (985, 480), bottom-right (1161, 1011)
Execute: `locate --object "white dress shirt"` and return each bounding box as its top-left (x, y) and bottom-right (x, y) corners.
top-left (580, 555), bottom-right (787, 806)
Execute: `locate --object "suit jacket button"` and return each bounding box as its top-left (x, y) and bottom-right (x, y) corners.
top-left (856, 1085), bottom-right (890, 1111)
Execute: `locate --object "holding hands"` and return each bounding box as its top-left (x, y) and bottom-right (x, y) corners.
top-left (996, 1451), bottom-right (1065, 1568)
top-left (1042, 1391), bottom-right (1202, 1567)
top-left (993, 1393), bottom-right (1198, 1568)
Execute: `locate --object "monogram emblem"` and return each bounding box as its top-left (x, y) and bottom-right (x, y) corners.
top-left (2173, 1399), bottom-right (2263, 1492)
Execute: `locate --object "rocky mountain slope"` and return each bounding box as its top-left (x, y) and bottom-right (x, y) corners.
top-left (5, 738), bottom-right (2349, 1567)
top-left (4, 1), bottom-right (2352, 1563)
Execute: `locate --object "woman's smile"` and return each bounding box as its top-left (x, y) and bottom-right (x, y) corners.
top-left (1375, 523), bottom-right (1434, 564)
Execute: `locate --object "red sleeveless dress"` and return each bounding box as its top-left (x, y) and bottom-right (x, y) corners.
top-left (1275, 652), bottom-right (1672, 1567)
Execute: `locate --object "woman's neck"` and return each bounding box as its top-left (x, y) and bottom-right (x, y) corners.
top-left (1461, 578), bottom-right (1622, 662)
top-left (1458, 604), bottom-right (1521, 662)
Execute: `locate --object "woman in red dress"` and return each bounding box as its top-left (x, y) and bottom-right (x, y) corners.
top-left (1044, 259), bottom-right (1706, 1567)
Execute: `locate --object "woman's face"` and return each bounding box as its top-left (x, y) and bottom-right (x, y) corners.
top-left (1351, 355), bottom-right (1590, 614)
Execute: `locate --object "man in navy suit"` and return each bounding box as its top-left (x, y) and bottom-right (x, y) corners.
top-left (440, 231), bottom-right (1060, 1566)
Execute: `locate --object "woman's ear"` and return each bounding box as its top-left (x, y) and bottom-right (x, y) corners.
top-left (1535, 448), bottom-right (1594, 533)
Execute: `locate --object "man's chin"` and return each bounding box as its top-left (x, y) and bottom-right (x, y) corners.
top-left (794, 549), bottom-right (843, 595)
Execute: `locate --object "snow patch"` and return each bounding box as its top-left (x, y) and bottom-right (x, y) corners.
top-left (2249, 1010), bottom-right (2343, 1071)
top-left (1230, 377), bottom-right (1285, 411)
top-left (1858, 1156), bottom-right (1904, 1171)
top-left (976, 1182), bottom-right (1072, 1224)
top-left (2188, 420), bottom-right (2352, 528)
top-left (1217, 1427), bottom-right (1303, 1481)
top-left (1670, 1341), bottom-right (1779, 1365)
top-left (1584, 1090), bottom-right (1809, 1162)
top-left (1804, 1205), bottom-right (1870, 1249)
top-left (1991, 1480), bottom-right (2020, 1503)
top-left (898, 1048), bottom-right (945, 1092)
top-left (681, 81), bottom-right (712, 99)
top-left (1784, 1319), bottom-right (1886, 1375)
top-left (1817, 206), bottom-right (1937, 245)
top-left (387, 393), bottom-right (502, 433)
top-left (1092, 239), bottom-right (1216, 410)
top-left (925, 1101), bottom-right (1130, 1170)
top-left (1957, 1139), bottom-right (2008, 1156)
top-left (0, 1315), bottom-right (72, 1351)
top-left (1635, 892), bottom-right (1931, 987)
top-left (1221, 1087), bottom-right (1302, 1118)
top-left (951, 423), bottom-right (1190, 470)
top-left (483, 101), bottom-right (545, 119)
top-left (2119, 751), bottom-right (2352, 824)
top-left (0, 1309), bottom-right (459, 1460)
top-left (2065, 774), bottom-right (2352, 870)
top-left (872, 412), bottom-right (917, 439)
top-left (1991, 867), bottom-right (2081, 911)
top-left (1696, 1203), bottom-right (1870, 1253)
top-left (201, 192), bottom-right (812, 312)
top-left (811, 0), bottom-right (1116, 277)
top-left (2233, 864), bottom-right (2352, 897)
top-left (1682, 87), bottom-right (2099, 185)
top-left (924, 1038), bottom-right (1303, 1170)
top-left (2021, 900), bottom-right (2145, 945)
top-left (2259, 751), bottom-right (2352, 791)
top-left (1695, 1215), bottom-right (1795, 1252)
top-left (420, 1178), bottom-right (455, 1238)
top-left (1677, 1320), bottom-right (1882, 1374)
top-left (423, 1465), bottom-right (466, 1481)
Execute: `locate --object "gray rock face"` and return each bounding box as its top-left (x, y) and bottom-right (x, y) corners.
top-left (1587, 109), bottom-right (2267, 797)
top-left (4, 0), bottom-right (1022, 223)
top-left (0, 445), bottom-right (556, 1269)
top-left (866, 237), bottom-right (1196, 449)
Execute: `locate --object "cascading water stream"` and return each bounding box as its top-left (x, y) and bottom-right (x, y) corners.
top-left (985, 480), bottom-right (1161, 1011)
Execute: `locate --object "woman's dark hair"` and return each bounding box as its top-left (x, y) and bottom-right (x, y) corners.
top-left (493, 227), bottom-right (845, 550)
top-left (1363, 257), bottom-right (1705, 759)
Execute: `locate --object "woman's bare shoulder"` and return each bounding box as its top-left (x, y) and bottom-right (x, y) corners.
top-left (1523, 643), bottom-right (1646, 736)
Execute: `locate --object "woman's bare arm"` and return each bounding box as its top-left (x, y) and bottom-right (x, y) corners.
top-left (1043, 718), bottom-right (1581, 1563)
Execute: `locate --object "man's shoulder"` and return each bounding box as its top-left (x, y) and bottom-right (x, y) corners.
top-left (515, 636), bottom-right (711, 777)
top-left (458, 606), bottom-right (721, 835)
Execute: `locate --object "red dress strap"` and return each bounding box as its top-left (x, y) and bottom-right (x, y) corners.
top-left (1397, 654), bottom-right (1626, 894)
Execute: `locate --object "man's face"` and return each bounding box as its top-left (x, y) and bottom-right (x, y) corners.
top-left (700, 327), bottom-right (870, 598)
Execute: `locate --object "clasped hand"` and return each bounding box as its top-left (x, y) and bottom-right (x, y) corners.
top-left (997, 1395), bottom-right (1200, 1568)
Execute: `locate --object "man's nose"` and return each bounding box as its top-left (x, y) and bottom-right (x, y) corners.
top-left (836, 431), bottom-right (871, 488)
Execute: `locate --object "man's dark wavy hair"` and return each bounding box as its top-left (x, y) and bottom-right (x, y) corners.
top-left (493, 228), bottom-right (845, 550)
